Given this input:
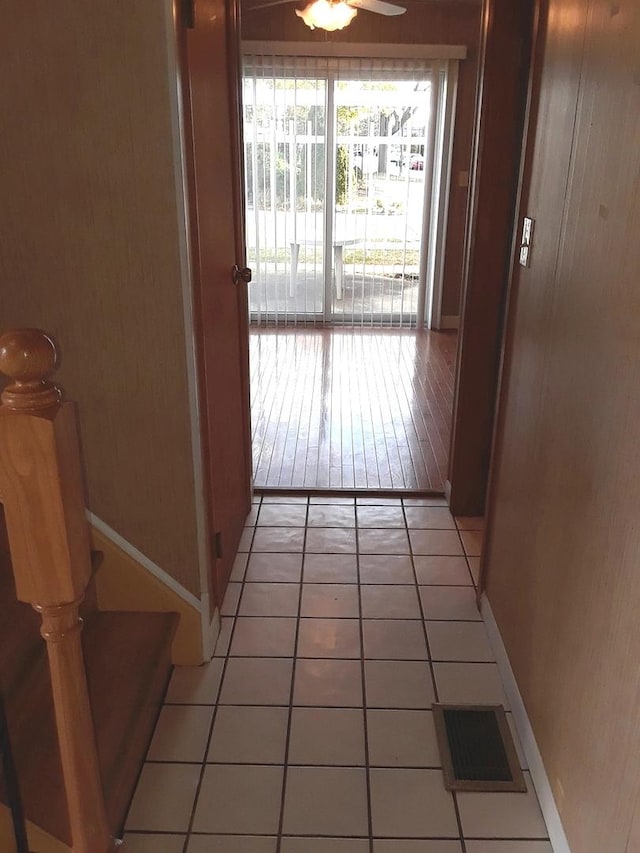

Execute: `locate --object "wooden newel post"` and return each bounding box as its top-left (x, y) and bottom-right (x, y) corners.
top-left (0, 329), bottom-right (113, 853)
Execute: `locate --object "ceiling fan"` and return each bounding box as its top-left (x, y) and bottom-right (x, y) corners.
top-left (246, 0), bottom-right (406, 32)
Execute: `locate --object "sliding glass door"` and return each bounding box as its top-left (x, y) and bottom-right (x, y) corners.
top-left (243, 55), bottom-right (443, 328)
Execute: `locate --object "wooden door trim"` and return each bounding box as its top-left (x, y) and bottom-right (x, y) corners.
top-left (163, 0), bottom-right (219, 654)
top-left (174, 0), bottom-right (218, 622)
top-left (447, 0), bottom-right (535, 517)
top-left (226, 0), bottom-right (254, 498)
top-left (177, 0), bottom-right (253, 615)
top-left (476, 0), bottom-right (547, 595)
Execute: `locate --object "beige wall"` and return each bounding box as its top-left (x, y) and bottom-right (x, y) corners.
top-left (241, 0), bottom-right (481, 316)
top-left (0, 3), bottom-right (201, 595)
top-left (484, 0), bottom-right (640, 850)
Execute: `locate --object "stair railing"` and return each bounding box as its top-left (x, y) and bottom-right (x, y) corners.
top-left (0, 329), bottom-right (114, 853)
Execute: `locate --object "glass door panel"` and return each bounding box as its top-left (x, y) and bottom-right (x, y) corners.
top-left (330, 76), bottom-right (431, 327)
top-left (243, 65), bottom-right (326, 323)
top-left (243, 57), bottom-right (435, 328)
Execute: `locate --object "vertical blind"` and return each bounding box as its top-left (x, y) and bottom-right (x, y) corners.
top-left (242, 54), bottom-right (436, 328)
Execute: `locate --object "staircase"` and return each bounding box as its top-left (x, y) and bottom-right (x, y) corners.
top-left (0, 330), bottom-right (179, 851)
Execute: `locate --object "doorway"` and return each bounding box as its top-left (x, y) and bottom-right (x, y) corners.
top-left (242, 48), bottom-right (460, 492)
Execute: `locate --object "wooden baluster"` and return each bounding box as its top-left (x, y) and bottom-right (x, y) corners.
top-left (0, 329), bottom-right (114, 853)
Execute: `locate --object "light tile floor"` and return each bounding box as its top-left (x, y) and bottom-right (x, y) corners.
top-left (124, 495), bottom-right (552, 853)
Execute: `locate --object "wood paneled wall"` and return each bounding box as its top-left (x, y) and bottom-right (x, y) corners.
top-left (484, 0), bottom-right (640, 849)
top-left (0, 3), bottom-right (202, 594)
top-left (241, 0), bottom-right (481, 317)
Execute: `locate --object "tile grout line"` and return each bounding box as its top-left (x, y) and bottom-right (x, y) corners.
top-left (354, 504), bottom-right (376, 853)
top-left (179, 498), bottom-right (262, 853)
top-left (275, 496), bottom-right (310, 853)
top-left (401, 497), bottom-right (468, 853)
top-left (137, 499), bottom-right (488, 850)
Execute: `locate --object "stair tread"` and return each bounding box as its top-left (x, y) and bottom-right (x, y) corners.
top-left (3, 609), bottom-right (178, 843)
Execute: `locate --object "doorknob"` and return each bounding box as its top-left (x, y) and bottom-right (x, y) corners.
top-left (232, 264), bottom-right (252, 285)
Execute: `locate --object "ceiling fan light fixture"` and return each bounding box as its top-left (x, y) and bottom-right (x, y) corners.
top-left (296, 0), bottom-right (358, 31)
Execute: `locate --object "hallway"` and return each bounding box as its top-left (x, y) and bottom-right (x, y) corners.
top-left (251, 329), bottom-right (458, 491)
top-left (124, 495), bottom-right (551, 852)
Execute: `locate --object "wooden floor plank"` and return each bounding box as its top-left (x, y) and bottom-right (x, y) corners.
top-left (250, 327), bottom-right (457, 492)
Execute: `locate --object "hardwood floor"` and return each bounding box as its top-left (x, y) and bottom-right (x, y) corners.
top-left (250, 327), bottom-right (457, 491)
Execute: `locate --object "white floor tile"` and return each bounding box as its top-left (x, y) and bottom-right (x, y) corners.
top-left (288, 707), bottom-right (366, 765)
top-left (419, 586), bottom-right (481, 621)
top-left (365, 660), bottom-right (435, 709)
top-left (426, 621), bottom-right (495, 662)
top-left (126, 763), bottom-right (200, 832)
top-left (147, 705), bottom-right (213, 762)
top-left (219, 657), bottom-right (293, 705)
top-left (187, 837), bottom-right (277, 853)
top-left (358, 528), bottom-right (410, 555)
top-left (306, 527), bottom-right (357, 553)
top-left (258, 504), bottom-right (308, 527)
top-left (283, 767), bottom-right (369, 836)
top-left (359, 555), bottom-right (415, 584)
top-left (230, 616), bottom-right (297, 656)
top-left (124, 834), bottom-right (185, 853)
top-left (367, 709), bottom-right (440, 767)
top-left (213, 618), bottom-right (233, 657)
top-left (252, 527), bottom-right (305, 553)
top-left (457, 772), bottom-right (548, 838)
top-left (414, 556), bottom-right (472, 586)
top-left (357, 506), bottom-right (406, 528)
top-left (303, 553), bottom-right (358, 583)
top-left (360, 585), bottom-right (421, 619)
top-left (245, 552), bottom-right (303, 582)
top-left (409, 529), bottom-right (464, 556)
top-left (433, 662), bottom-right (509, 706)
top-left (208, 705), bottom-right (288, 764)
top-left (220, 581), bottom-right (242, 616)
top-left (294, 659), bottom-right (363, 707)
top-left (370, 768), bottom-right (459, 837)
top-left (300, 583), bottom-right (360, 618)
top-left (363, 619), bottom-right (428, 660)
top-left (165, 659), bottom-right (224, 704)
top-left (374, 843), bottom-right (462, 853)
top-left (297, 618), bottom-right (361, 658)
top-left (238, 582), bottom-right (300, 616)
top-left (307, 504), bottom-right (357, 527)
top-left (404, 507), bottom-right (456, 529)
top-left (192, 764), bottom-right (283, 834)
top-left (230, 551), bottom-right (249, 581)
top-left (282, 841), bottom-right (368, 853)
top-left (464, 844), bottom-right (552, 853)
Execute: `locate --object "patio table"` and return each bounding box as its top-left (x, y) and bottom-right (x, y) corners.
top-left (289, 238), bottom-right (361, 300)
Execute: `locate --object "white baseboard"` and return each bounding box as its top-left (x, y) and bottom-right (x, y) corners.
top-left (87, 511), bottom-right (202, 612)
top-left (481, 594), bottom-right (571, 853)
top-left (439, 314), bottom-right (460, 329)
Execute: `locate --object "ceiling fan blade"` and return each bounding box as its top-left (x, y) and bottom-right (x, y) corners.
top-left (347, 0), bottom-right (407, 15)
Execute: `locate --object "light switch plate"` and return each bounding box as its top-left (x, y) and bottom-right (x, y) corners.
top-left (519, 216), bottom-right (535, 267)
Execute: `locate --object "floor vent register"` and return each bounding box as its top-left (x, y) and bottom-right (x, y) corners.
top-left (432, 704), bottom-right (526, 792)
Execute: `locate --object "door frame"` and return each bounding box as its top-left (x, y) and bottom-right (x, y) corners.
top-left (175, 0), bottom-right (253, 640)
top-left (446, 0), bottom-right (536, 516)
top-left (242, 42), bottom-right (465, 329)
